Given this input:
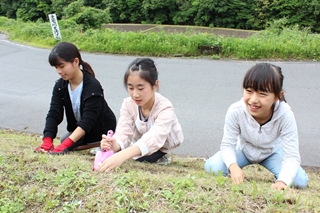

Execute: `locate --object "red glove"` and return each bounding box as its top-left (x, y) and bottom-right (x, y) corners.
top-left (34, 137), bottom-right (54, 153)
top-left (49, 138), bottom-right (74, 155)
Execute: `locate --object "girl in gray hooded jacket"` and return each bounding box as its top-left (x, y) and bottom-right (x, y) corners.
top-left (204, 63), bottom-right (308, 190)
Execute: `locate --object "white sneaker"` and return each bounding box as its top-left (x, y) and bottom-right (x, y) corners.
top-left (157, 154), bottom-right (172, 165)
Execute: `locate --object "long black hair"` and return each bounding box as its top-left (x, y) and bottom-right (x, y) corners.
top-left (48, 42), bottom-right (95, 77)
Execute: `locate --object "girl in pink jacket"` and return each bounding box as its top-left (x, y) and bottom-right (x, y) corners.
top-left (98, 58), bottom-right (184, 172)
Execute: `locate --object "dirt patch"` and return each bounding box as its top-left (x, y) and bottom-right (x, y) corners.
top-left (105, 24), bottom-right (154, 32)
top-left (104, 23), bottom-right (257, 38)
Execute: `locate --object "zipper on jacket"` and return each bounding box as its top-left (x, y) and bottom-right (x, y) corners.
top-left (255, 125), bottom-right (262, 145)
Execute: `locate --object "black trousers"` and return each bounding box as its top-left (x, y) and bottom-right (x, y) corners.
top-left (135, 150), bottom-right (166, 163)
top-left (60, 132), bottom-right (99, 151)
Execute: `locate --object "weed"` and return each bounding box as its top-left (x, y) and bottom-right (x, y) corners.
top-left (0, 198), bottom-right (24, 213)
top-left (273, 187), bottom-right (289, 203)
top-left (216, 170), bottom-right (226, 186)
top-left (0, 129), bottom-right (319, 212)
top-left (251, 180), bottom-right (259, 199)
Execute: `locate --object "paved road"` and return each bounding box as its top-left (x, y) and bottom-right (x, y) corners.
top-left (1, 35), bottom-right (319, 167)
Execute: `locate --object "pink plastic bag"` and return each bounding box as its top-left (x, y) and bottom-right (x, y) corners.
top-left (93, 130), bottom-right (114, 171)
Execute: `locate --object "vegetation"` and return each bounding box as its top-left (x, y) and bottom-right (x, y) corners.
top-left (1, 2), bottom-right (319, 212)
top-left (0, 129), bottom-right (319, 212)
top-left (1, 16), bottom-right (320, 61)
top-left (0, 0), bottom-right (319, 32)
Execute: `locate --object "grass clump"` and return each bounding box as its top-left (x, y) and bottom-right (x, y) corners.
top-left (0, 129), bottom-right (320, 212)
top-left (1, 16), bottom-right (320, 61)
top-left (222, 26), bottom-right (320, 60)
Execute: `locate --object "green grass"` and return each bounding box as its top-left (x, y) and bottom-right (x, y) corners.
top-left (1, 16), bottom-right (320, 61)
top-left (1, 129), bottom-right (319, 212)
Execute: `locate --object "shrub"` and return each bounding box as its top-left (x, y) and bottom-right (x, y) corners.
top-left (71, 7), bottom-right (111, 31)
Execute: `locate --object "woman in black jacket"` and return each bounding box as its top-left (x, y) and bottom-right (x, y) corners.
top-left (34, 42), bottom-right (116, 154)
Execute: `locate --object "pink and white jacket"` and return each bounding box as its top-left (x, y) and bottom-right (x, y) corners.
top-left (114, 92), bottom-right (184, 158)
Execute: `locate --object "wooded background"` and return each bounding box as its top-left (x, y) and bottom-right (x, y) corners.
top-left (1, 0), bottom-right (319, 32)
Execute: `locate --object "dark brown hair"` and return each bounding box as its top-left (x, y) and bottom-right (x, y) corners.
top-left (243, 63), bottom-right (286, 102)
top-left (48, 42), bottom-right (95, 77)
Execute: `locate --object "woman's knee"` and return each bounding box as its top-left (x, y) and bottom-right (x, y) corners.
top-left (293, 168), bottom-right (309, 189)
top-left (204, 152), bottom-right (228, 175)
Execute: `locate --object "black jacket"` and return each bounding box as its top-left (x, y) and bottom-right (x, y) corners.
top-left (43, 71), bottom-right (116, 144)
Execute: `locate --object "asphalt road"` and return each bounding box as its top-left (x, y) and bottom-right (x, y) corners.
top-left (1, 34), bottom-right (319, 167)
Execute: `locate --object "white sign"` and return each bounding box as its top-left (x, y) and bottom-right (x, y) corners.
top-left (48, 13), bottom-right (62, 40)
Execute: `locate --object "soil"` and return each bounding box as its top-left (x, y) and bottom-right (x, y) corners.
top-left (104, 23), bottom-right (257, 38)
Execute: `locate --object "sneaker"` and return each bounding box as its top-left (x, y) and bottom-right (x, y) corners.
top-left (157, 154), bottom-right (172, 165)
top-left (90, 147), bottom-right (101, 155)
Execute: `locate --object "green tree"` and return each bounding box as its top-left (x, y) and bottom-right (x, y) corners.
top-left (192, 0), bottom-right (256, 29)
top-left (271, 0), bottom-right (315, 28)
top-left (73, 7), bottom-right (111, 30)
top-left (51, 0), bottom-right (75, 19)
top-left (173, 0), bottom-right (197, 25)
top-left (16, 0), bottom-right (52, 21)
top-left (255, 0), bottom-right (320, 31)
top-left (102, 0), bottom-right (129, 23)
top-left (311, 0), bottom-right (320, 32)
top-left (0, 0), bottom-right (22, 19)
top-left (63, 0), bottom-right (111, 31)
top-left (213, 0), bottom-right (256, 29)
top-left (83, 0), bottom-right (108, 9)
top-left (62, 0), bottom-right (83, 18)
top-left (192, 0), bottom-right (216, 26)
top-left (102, 0), bottom-right (144, 23)
top-left (141, 0), bottom-right (178, 24)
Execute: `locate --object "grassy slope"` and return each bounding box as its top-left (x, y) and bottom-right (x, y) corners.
top-left (1, 16), bottom-right (320, 60)
top-left (1, 129), bottom-right (319, 212)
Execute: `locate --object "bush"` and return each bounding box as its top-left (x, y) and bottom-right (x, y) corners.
top-left (71, 7), bottom-right (111, 31)
top-left (62, 0), bottom-right (83, 19)
top-left (62, 0), bottom-right (111, 31)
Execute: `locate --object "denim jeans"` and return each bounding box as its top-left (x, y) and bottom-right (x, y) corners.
top-left (204, 146), bottom-right (309, 189)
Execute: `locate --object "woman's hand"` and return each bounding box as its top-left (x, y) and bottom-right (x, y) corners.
top-left (97, 145), bottom-right (142, 173)
top-left (271, 181), bottom-right (287, 190)
top-left (97, 153), bottom-right (126, 172)
top-left (229, 163), bottom-right (244, 184)
top-left (100, 134), bottom-right (119, 152)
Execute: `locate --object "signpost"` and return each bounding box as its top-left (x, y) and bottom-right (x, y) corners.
top-left (48, 14), bottom-right (62, 40)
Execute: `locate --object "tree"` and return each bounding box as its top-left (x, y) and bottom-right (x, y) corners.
top-left (255, 0), bottom-right (320, 31)
top-left (173, 0), bottom-right (197, 25)
top-left (102, 0), bottom-right (132, 23)
top-left (16, 0), bottom-right (52, 21)
top-left (192, 0), bottom-right (219, 26)
top-left (63, 0), bottom-right (111, 31)
top-left (142, 0), bottom-right (178, 24)
top-left (83, 0), bottom-right (108, 9)
top-left (51, 0), bottom-right (75, 19)
top-left (214, 0), bottom-right (256, 29)
top-left (0, 0), bottom-right (21, 19)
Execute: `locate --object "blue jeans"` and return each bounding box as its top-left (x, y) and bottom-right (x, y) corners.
top-left (204, 147), bottom-right (309, 189)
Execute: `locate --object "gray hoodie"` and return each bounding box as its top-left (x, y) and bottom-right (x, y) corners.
top-left (221, 98), bottom-right (301, 186)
